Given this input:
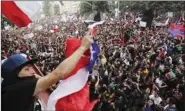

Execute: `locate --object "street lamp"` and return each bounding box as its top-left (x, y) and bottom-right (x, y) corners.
top-left (115, 1), bottom-right (120, 18)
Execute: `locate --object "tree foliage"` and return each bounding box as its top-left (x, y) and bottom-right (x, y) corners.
top-left (80, 1), bottom-right (185, 17)
top-left (119, 1), bottom-right (185, 16)
top-left (54, 4), bottom-right (60, 15)
top-left (59, 1), bottom-right (64, 6)
top-left (80, 1), bottom-right (110, 16)
top-left (1, 16), bottom-right (15, 29)
top-left (43, 1), bottom-right (51, 16)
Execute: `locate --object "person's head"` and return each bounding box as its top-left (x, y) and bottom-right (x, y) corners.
top-left (168, 97), bottom-right (176, 106)
top-left (18, 64), bottom-right (36, 77)
top-left (1, 54), bottom-right (37, 87)
top-left (148, 99), bottom-right (154, 106)
top-left (154, 92), bottom-right (160, 97)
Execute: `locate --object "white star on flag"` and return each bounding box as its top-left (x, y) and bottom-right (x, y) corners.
top-left (90, 46), bottom-right (96, 61)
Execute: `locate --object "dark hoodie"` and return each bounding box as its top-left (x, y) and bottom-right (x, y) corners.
top-left (1, 69), bottom-right (39, 111)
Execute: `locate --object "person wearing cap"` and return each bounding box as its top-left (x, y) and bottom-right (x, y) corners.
top-left (1, 30), bottom-right (93, 111)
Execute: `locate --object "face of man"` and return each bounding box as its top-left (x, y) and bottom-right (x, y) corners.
top-left (18, 64), bottom-right (37, 77)
top-left (148, 99), bottom-right (154, 106)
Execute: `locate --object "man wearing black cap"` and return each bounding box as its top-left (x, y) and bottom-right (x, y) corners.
top-left (1, 30), bottom-right (93, 111)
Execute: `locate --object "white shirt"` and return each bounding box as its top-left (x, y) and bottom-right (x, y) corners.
top-left (155, 78), bottom-right (163, 87)
top-left (90, 70), bottom-right (99, 76)
top-left (149, 95), bottom-right (162, 105)
top-left (169, 56), bottom-right (172, 64)
top-left (104, 70), bottom-right (108, 76)
top-left (159, 64), bottom-right (165, 72)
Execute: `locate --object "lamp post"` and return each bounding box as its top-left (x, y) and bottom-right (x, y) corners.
top-left (115, 1), bottom-right (120, 18)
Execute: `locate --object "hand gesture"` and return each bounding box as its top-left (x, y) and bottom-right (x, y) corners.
top-left (80, 29), bottom-right (93, 50)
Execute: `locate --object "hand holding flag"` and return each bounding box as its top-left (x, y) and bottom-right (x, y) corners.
top-left (80, 29), bottom-right (94, 50)
top-left (85, 11), bottom-right (104, 36)
top-left (47, 38), bottom-right (100, 111)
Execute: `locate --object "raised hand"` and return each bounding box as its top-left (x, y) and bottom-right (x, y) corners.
top-left (80, 29), bottom-right (94, 50)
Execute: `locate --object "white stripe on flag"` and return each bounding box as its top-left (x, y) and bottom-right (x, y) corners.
top-left (88, 21), bottom-right (105, 29)
top-left (14, 1), bottom-right (42, 20)
top-left (47, 68), bottom-right (89, 110)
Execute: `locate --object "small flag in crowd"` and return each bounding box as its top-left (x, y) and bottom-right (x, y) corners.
top-left (2, 1), bottom-right (42, 28)
top-left (165, 71), bottom-right (176, 80)
top-left (53, 24), bottom-right (59, 33)
top-left (164, 18), bottom-right (170, 26)
top-left (47, 38), bottom-right (100, 111)
top-left (50, 24), bottom-right (59, 33)
top-left (168, 20), bottom-right (185, 39)
top-left (124, 22), bottom-right (132, 28)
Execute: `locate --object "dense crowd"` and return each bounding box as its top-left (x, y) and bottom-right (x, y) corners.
top-left (1, 17), bottom-right (185, 111)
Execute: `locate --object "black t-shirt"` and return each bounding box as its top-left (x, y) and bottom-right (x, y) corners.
top-left (2, 78), bottom-right (38, 111)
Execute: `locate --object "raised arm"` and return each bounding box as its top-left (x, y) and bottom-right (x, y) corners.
top-left (34, 30), bottom-right (93, 95)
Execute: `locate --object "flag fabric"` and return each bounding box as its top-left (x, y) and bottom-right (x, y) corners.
top-left (121, 33), bottom-right (125, 46)
top-left (129, 13), bottom-right (135, 23)
top-left (85, 20), bottom-right (104, 36)
top-left (154, 18), bottom-right (170, 27)
top-left (92, 27), bottom-right (97, 36)
top-left (164, 18), bottom-right (170, 26)
top-left (85, 12), bottom-right (104, 36)
top-left (165, 71), bottom-right (176, 80)
top-left (47, 38), bottom-right (100, 111)
top-left (52, 24), bottom-right (59, 33)
top-left (168, 21), bottom-right (185, 39)
top-left (1, 1), bottom-right (42, 28)
top-left (124, 22), bottom-right (132, 29)
top-left (121, 40), bottom-right (125, 46)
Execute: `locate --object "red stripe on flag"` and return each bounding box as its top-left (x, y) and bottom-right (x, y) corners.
top-left (64, 38), bottom-right (90, 79)
top-left (53, 38), bottom-right (97, 110)
top-left (92, 27), bottom-right (97, 36)
top-left (56, 84), bottom-right (98, 111)
top-left (2, 1), bottom-right (31, 27)
top-left (166, 73), bottom-right (171, 80)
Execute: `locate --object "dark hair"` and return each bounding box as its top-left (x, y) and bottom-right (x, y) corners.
top-left (169, 97), bottom-right (176, 105)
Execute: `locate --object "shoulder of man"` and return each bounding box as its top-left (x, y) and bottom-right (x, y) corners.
top-left (165, 106), bottom-right (178, 111)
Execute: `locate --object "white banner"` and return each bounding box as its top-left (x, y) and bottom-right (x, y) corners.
top-left (139, 21), bottom-right (147, 27)
top-left (167, 12), bottom-right (173, 17)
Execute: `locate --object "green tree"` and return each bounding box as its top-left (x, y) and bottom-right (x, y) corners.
top-left (43, 1), bottom-right (51, 16)
top-left (59, 1), bottom-right (64, 6)
top-left (54, 4), bottom-right (60, 15)
top-left (119, 1), bottom-right (185, 17)
top-left (1, 16), bottom-right (14, 29)
top-left (80, 1), bottom-right (110, 16)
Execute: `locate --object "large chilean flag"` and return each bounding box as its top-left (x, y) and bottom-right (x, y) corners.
top-left (47, 38), bottom-right (100, 111)
top-left (1, 1), bottom-right (42, 28)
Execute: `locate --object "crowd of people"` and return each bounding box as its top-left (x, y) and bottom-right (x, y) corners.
top-left (1, 16), bottom-right (185, 111)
